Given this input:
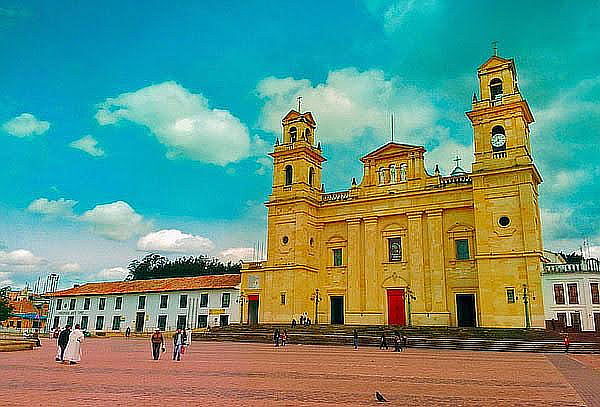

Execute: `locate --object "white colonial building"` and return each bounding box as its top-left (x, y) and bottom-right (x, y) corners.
top-left (542, 256), bottom-right (600, 332)
top-left (46, 274), bottom-right (241, 333)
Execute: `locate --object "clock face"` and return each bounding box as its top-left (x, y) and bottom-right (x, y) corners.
top-left (491, 133), bottom-right (506, 148)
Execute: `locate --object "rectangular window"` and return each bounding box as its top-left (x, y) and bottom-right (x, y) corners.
top-left (95, 315), bottom-right (104, 331)
top-left (222, 293), bottom-right (231, 308)
top-left (200, 293), bottom-right (209, 307)
top-left (455, 239), bottom-right (470, 260)
top-left (567, 283), bottom-right (579, 304)
top-left (138, 296), bottom-right (146, 310)
top-left (180, 294), bottom-right (188, 308)
top-left (280, 293), bottom-right (286, 305)
top-left (83, 298), bottom-right (90, 310)
top-left (69, 298), bottom-right (76, 310)
top-left (388, 238), bottom-right (402, 262)
top-left (333, 248), bottom-right (343, 266)
top-left (112, 316), bottom-right (121, 331)
top-left (553, 284), bottom-right (565, 305)
top-left (197, 315), bottom-right (208, 328)
top-left (556, 312), bottom-right (567, 327)
top-left (591, 283), bottom-right (600, 305)
top-left (56, 299), bottom-right (62, 310)
top-left (115, 297), bottom-right (122, 310)
top-left (220, 314), bottom-right (229, 326)
top-left (506, 288), bottom-right (515, 304)
top-left (160, 295), bottom-right (168, 309)
top-left (52, 316), bottom-right (60, 329)
top-left (176, 315), bottom-right (187, 330)
top-left (80, 316), bottom-right (88, 330)
top-left (99, 298), bottom-right (106, 311)
top-left (570, 312), bottom-right (581, 330)
top-left (67, 316), bottom-right (74, 327)
top-left (157, 315), bottom-right (167, 331)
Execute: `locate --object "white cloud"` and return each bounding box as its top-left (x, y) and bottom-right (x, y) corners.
top-left (80, 201), bottom-right (152, 241)
top-left (219, 247), bottom-right (255, 263)
top-left (257, 67), bottom-right (438, 145)
top-left (2, 113), bottom-right (50, 137)
top-left (69, 135), bottom-right (105, 157)
top-left (137, 229), bottom-right (215, 254)
top-left (27, 198), bottom-right (78, 217)
top-left (95, 81), bottom-right (250, 165)
top-left (543, 169), bottom-right (591, 195)
top-left (57, 263), bottom-right (81, 273)
top-left (541, 208), bottom-right (578, 242)
top-left (255, 157), bottom-right (272, 175)
top-left (96, 267), bottom-right (129, 281)
top-left (0, 249), bottom-right (44, 266)
top-left (423, 133), bottom-right (474, 175)
top-left (363, 0), bottom-right (438, 33)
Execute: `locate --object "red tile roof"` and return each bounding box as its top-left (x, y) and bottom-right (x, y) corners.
top-left (46, 274), bottom-right (241, 297)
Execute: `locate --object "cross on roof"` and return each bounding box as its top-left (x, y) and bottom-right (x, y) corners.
top-left (297, 96), bottom-right (302, 113)
top-left (492, 40), bottom-right (498, 56)
top-left (453, 155), bottom-right (461, 167)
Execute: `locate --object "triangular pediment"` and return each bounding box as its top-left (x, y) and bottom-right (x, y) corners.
top-left (282, 110), bottom-right (316, 126)
top-left (478, 55), bottom-right (514, 71)
top-left (360, 142), bottom-right (425, 162)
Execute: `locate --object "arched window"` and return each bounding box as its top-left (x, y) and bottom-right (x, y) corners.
top-left (399, 163), bottom-right (408, 182)
top-left (285, 165), bottom-right (293, 186)
top-left (289, 127), bottom-right (297, 143)
top-left (304, 128), bottom-right (311, 140)
top-left (378, 167), bottom-right (386, 185)
top-left (308, 167), bottom-right (315, 187)
top-left (389, 164), bottom-right (397, 183)
top-left (490, 78), bottom-right (503, 100)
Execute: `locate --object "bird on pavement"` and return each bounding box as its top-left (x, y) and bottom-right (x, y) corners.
top-left (375, 391), bottom-right (389, 403)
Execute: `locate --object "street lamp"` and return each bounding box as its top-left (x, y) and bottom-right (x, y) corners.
top-left (310, 288), bottom-right (323, 324)
top-left (522, 284), bottom-right (531, 329)
top-left (406, 287), bottom-right (416, 327)
top-left (236, 293), bottom-right (248, 325)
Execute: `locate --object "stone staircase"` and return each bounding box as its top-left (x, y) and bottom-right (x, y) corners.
top-left (0, 338), bottom-right (36, 352)
top-left (192, 324), bottom-right (600, 354)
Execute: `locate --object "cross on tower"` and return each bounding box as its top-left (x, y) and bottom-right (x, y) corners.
top-left (453, 155), bottom-right (461, 168)
top-left (492, 40), bottom-right (498, 56)
top-left (297, 96), bottom-right (302, 113)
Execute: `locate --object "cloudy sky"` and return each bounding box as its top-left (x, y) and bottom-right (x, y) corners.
top-left (1, 1), bottom-right (599, 289)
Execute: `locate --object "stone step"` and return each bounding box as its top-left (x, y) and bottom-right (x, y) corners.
top-left (0, 339), bottom-right (35, 352)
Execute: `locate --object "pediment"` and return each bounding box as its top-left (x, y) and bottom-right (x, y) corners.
top-left (478, 56), bottom-right (514, 71)
top-left (282, 110), bottom-right (316, 126)
top-left (360, 142), bottom-right (425, 163)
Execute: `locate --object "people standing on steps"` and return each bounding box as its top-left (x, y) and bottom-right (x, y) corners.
top-left (151, 329), bottom-right (165, 360)
top-left (379, 332), bottom-right (388, 350)
top-left (353, 329), bottom-right (359, 349)
top-left (393, 332), bottom-right (402, 352)
top-left (273, 328), bottom-right (280, 347)
top-left (563, 334), bottom-right (570, 353)
top-left (281, 329), bottom-right (288, 346)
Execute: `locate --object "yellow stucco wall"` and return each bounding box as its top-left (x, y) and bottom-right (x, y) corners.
top-left (241, 55), bottom-right (545, 328)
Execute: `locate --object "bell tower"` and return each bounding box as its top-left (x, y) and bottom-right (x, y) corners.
top-left (467, 53), bottom-right (545, 328)
top-left (270, 109), bottom-right (325, 200)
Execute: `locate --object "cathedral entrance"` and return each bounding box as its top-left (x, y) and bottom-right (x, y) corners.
top-left (456, 294), bottom-right (476, 327)
top-left (330, 296), bottom-right (344, 324)
top-left (248, 295), bottom-right (259, 325)
top-left (387, 289), bottom-right (406, 326)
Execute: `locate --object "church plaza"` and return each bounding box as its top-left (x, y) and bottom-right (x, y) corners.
top-left (2, 338), bottom-right (599, 406)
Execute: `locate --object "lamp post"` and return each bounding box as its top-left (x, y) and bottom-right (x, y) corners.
top-left (237, 293), bottom-right (248, 325)
top-left (522, 284), bottom-right (531, 329)
top-left (310, 288), bottom-right (323, 324)
top-left (406, 287), bottom-right (416, 327)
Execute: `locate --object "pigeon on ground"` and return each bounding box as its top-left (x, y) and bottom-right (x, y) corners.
top-left (375, 391), bottom-right (389, 403)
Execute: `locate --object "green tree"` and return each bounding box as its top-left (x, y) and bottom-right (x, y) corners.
top-left (126, 253), bottom-right (241, 280)
top-left (0, 286), bottom-right (13, 322)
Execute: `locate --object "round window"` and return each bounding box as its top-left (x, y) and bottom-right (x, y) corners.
top-left (498, 216), bottom-right (511, 227)
top-left (282, 236), bottom-right (289, 244)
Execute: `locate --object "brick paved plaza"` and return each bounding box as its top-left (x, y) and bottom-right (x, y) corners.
top-left (2, 338), bottom-right (598, 406)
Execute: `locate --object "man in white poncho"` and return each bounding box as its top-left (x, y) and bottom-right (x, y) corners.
top-left (63, 323), bottom-right (85, 365)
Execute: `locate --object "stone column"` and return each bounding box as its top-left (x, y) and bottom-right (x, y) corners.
top-left (346, 219), bottom-right (362, 314)
top-left (426, 209), bottom-right (447, 313)
top-left (407, 212), bottom-right (425, 313)
top-left (363, 216), bottom-right (379, 312)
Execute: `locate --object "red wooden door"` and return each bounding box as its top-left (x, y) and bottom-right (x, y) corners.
top-left (387, 289), bottom-right (406, 326)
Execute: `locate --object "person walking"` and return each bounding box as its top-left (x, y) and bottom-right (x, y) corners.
top-left (401, 334), bottom-right (408, 350)
top-left (151, 329), bottom-right (164, 360)
top-left (63, 324), bottom-right (84, 365)
top-left (379, 332), bottom-right (388, 350)
top-left (273, 328), bottom-right (280, 347)
top-left (125, 326), bottom-right (131, 339)
top-left (393, 333), bottom-right (402, 352)
top-left (281, 329), bottom-right (288, 346)
top-left (564, 334), bottom-right (570, 353)
top-left (56, 325), bottom-right (71, 362)
top-left (173, 329), bottom-right (185, 361)
top-left (353, 329), bottom-right (359, 350)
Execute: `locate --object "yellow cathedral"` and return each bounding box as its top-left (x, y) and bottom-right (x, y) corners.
top-left (241, 54), bottom-right (545, 328)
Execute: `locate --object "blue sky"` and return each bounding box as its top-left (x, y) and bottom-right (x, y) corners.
top-left (1, 1), bottom-right (599, 289)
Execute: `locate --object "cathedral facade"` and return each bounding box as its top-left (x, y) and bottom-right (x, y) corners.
top-left (241, 55), bottom-right (545, 328)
